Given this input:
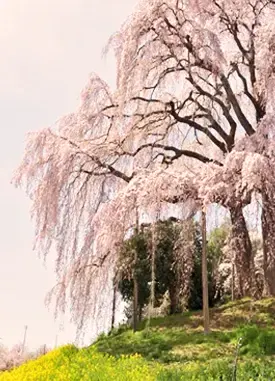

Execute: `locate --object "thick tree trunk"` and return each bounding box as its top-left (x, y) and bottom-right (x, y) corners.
top-left (229, 206), bottom-right (254, 298)
top-left (138, 305), bottom-right (143, 322)
top-left (168, 284), bottom-right (178, 315)
top-left (261, 191), bottom-right (275, 296)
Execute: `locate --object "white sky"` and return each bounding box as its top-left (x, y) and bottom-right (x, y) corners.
top-left (0, 0), bottom-right (137, 351)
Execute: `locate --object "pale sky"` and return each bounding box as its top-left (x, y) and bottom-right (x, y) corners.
top-left (0, 0), bottom-right (137, 351)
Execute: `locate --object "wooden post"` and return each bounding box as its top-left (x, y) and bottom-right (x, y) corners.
top-left (133, 256), bottom-right (139, 332)
top-left (54, 334), bottom-right (58, 348)
top-left (148, 221), bottom-right (156, 326)
top-left (231, 262), bottom-right (235, 301)
top-left (132, 206), bottom-right (139, 332)
top-left (201, 209), bottom-right (210, 334)
top-left (111, 279), bottom-right (117, 330)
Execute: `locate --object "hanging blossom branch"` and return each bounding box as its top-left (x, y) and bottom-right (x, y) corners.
top-left (13, 0), bottom-right (275, 333)
top-left (13, 71), bottom-right (204, 333)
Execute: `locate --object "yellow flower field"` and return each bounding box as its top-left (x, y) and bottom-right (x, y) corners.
top-left (0, 345), bottom-right (162, 381)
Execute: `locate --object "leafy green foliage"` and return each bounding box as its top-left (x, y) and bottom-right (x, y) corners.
top-left (117, 230), bottom-right (151, 313)
top-left (236, 325), bottom-right (275, 356)
top-left (117, 220), bottom-right (231, 317)
top-left (188, 223), bottom-right (230, 310)
top-left (157, 359), bottom-right (275, 381)
top-left (116, 219), bottom-right (194, 315)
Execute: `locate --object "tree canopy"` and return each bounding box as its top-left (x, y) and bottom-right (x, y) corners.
top-left (13, 0), bottom-right (275, 334)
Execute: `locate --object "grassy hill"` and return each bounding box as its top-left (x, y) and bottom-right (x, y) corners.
top-left (1, 298), bottom-right (275, 380)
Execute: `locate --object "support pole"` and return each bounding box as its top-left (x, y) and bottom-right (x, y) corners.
top-left (132, 206), bottom-right (139, 332)
top-left (22, 325), bottom-right (28, 355)
top-left (202, 209), bottom-right (210, 334)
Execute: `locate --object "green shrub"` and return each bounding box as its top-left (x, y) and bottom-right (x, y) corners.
top-left (236, 325), bottom-right (275, 356)
top-left (157, 359), bottom-right (275, 381)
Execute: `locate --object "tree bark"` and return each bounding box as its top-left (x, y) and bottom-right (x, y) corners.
top-left (229, 206), bottom-right (254, 298)
top-left (168, 284), bottom-right (178, 315)
top-left (261, 191), bottom-right (275, 296)
top-left (138, 305), bottom-right (143, 322)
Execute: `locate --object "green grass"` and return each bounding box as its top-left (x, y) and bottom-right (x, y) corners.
top-left (2, 298), bottom-right (275, 380)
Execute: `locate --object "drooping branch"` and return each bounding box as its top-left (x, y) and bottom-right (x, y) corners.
top-left (168, 101), bottom-right (228, 153)
top-left (220, 74), bottom-right (255, 136)
top-left (57, 134), bottom-right (133, 183)
top-left (124, 141), bottom-right (223, 166)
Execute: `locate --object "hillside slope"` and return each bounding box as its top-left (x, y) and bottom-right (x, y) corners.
top-left (1, 298), bottom-right (275, 380)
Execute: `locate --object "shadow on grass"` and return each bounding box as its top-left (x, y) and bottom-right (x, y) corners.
top-left (138, 298), bottom-right (275, 332)
top-left (212, 298), bottom-right (275, 329)
top-left (94, 298), bottom-right (275, 364)
top-left (95, 328), bottom-right (234, 363)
